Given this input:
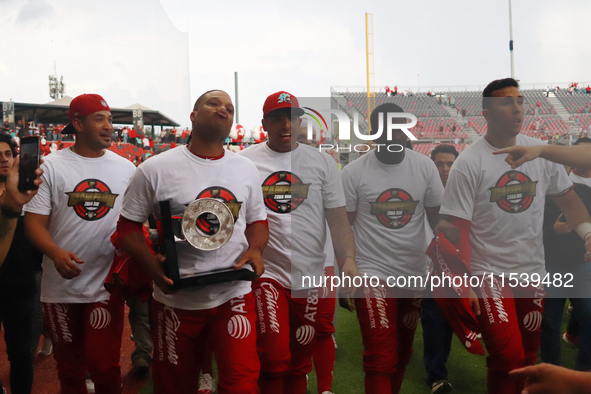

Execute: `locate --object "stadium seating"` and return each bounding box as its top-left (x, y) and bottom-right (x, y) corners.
top-left (555, 90), bottom-right (591, 115)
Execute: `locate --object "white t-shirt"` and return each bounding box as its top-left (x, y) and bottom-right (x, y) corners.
top-left (239, 143), bottom-right (345, 290)
top-left (341, 149), bottom-right (444, 285)
top-left (440, 135), bottom-right (572, 277)
top-left (570, 172), bottom-right (591, 188)
top-left (24, 148), bottom-right (136, 303)
top-left (121, 146), bottom-right (266, 310)
top-left (142, 137), bottom-right (149, 147)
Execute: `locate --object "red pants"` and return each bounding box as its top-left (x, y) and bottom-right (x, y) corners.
top-left (43, 296), bottom-right (124, 394)
top-left (477, 276), bottom-right (545, 394)
top-left (253, 278), bottom-right (319, 394)
top-left (312, 266), bottom-right (337, 394)
top-left (151, 293), bottom-right (259, 394)
top-left (354, 286), bottom-right (422, 394)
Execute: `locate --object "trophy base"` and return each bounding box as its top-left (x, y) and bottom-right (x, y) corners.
top-left (171, 268), bottom-right (258, 290)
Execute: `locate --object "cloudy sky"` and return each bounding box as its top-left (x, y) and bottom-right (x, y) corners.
top-left (1, 0), bottom-right (590, 130)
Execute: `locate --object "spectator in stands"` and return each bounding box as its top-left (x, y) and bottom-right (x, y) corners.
top-left (1, 121), bottom-right (9, 133)
top-left (149, 137), bottom-right (154, 150)
top-left (586, 86), bottom-right (591, 95)
top-left (129, 126), bottom-right (137, 146)
top-left (46, 124), bottom-right (53, 142)
top-left (55, 124), bottom-right (63, 142)
top-left (393, 85), bottom-right (398, 96)
top-left (385, 85), bottom-right (391, 95)
top-left (142, 134), bottom-right (149, 150)
top-left (122, 127), bottom-right (128, 144)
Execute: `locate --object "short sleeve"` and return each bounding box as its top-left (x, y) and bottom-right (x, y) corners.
top-left (341, 165), bottom-right (358, 213)
top-left (423, 160), bottom-right (445, 208)
top-left (546, 161), bottom-right (573, 196)
top-left (23, 161), bottom-right (53, 215)
top-left (322, 157), bottom-right (346, 209)
top-left (439, 166), bottom-right (476, 221)
top-left (244, 169), bottom-right (267, 225)
top-left (120, 168), bottom-right (156, 223)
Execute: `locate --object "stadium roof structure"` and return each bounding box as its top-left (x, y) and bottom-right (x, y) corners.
top-left (5, 96), bottom-right (180, 127)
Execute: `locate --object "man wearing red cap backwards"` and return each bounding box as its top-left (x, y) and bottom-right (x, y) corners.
top-left (24, 93), bottom-right (136, 393)
top-left (118, 89), bottom-right (268, 393)
top-left (239, 91), bottom-right (359, 394)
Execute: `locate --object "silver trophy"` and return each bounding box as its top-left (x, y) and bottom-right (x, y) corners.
top-left (160, 199), bottom-right (257, 289)
top-left (182, 198), bottom-right (234, 251)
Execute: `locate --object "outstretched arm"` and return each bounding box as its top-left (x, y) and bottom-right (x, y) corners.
top-left (493, 144), bottom-right (591, 169)
top-left (510, 363), bottom-right (591, 394)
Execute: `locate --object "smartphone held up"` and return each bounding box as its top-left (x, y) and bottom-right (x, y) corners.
top-left (18, 136), bottom-right (40, 192)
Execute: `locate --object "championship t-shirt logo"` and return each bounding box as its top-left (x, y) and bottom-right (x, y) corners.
top-left (195, 187), bottom-right (242, 235)
top-left (66, 179), bottom-right (119, 221)
top-left (261, 171), bottom-right (310, 214)
top-left (489, 170), bottom-right (538, 213)
top-left (370, 188), bottom-right (419, 229)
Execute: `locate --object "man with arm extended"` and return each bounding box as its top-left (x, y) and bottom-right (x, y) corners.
top-left (0, 133), bottom-right (43, 394)
top-left (24, 94), bottom-right (136, 394)
top-left (0, 135), bottom-right (43, 266)
top-left (341, 103), bottom-right (448, 394)
top-left (435, 78), bottom-right (591, 394)
top-left (239, 91), bottom-right (358, 394)
top-left (118, 90), bottom-right (268, 394)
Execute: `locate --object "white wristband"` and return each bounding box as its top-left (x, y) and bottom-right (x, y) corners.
top-left (576, 222), bottom-right (591, 241)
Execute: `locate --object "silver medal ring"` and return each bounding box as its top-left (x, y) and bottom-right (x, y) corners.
top-left (181, 198), bottom-right (234, 251)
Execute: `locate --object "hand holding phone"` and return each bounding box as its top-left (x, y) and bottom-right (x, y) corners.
top-left (18, 136), bottom-right (40, 192)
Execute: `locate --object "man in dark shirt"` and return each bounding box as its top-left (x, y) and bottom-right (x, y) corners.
top-left (541, 176), bottom-right (591, 371)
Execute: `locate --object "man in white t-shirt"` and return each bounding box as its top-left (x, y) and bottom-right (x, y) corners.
top-left (436, 78), bottom-right (591, 394)
top-left (239, 91), bottom-right (358, 394)
top-left (118, 90), bottom-right (268, 393)
top-left (341, 103), bottom-right (450, 394)
top-left (24, 94), bottom-right (136, 394)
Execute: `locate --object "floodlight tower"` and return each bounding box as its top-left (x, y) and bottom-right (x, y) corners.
top-left (48, 61), bottom-right (65, 100)
top-left (509, 0), bottom-right (515, 79)
top-left (365, 12), bottom-right (375, 133)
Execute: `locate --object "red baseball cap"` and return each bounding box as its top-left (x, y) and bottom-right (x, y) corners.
top-left (63, 94), bottom-right (111, 134)
top-left (263, 91), bottom-right (305, 118)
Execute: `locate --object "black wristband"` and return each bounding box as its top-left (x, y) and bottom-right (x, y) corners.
top-left (1, 205), bottom-right (22, 218)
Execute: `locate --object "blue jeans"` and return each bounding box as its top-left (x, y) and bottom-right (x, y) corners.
top-left (421, 291), bottom-right (454, 385)
top-left (541, 264), bottom-right (591, 371)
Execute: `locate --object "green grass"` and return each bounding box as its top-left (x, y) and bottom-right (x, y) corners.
top-left (141, 303), bottom-right (578, 394)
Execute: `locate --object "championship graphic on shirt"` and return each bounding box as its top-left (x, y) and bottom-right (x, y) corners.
top-left (195, 186), bottom-right (242, 235)
top-left (488, 170), bottom-right (538, 213)
top-left (369, 188), bottom-right (419, 229)
top-left (66, 179), bottom-right (119, 221)
top-left (261, 171), bottom-right (310, 214)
